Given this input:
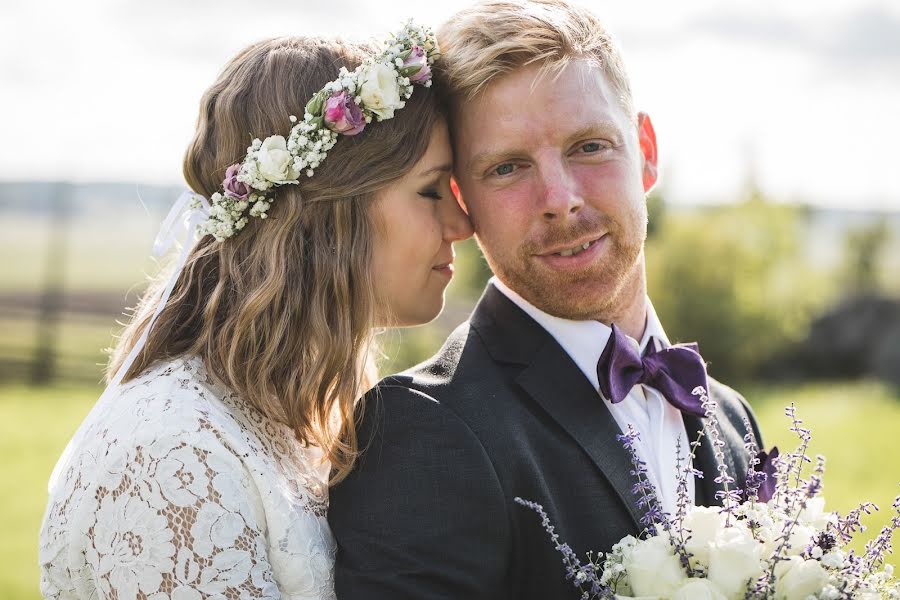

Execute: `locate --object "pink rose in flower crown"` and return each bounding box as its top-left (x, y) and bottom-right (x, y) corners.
top-left (323, 91), bottom-right (366, 135)
top-left (222, 163), bottom-right (250, 199)
top-left (402, 45), bottom-right (431, 83)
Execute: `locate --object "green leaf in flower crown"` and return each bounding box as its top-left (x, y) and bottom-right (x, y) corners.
top-left (400, 64), bottom-right (423, 78)
top-left (306, 91), bottom-right (326, 117)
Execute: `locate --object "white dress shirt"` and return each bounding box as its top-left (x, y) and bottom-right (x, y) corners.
top-left (492, 277), bottom-right (695, 516)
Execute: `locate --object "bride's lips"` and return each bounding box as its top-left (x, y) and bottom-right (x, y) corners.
top-left (535, 234), bottom-right (608, 271)
top-left (432, 260), bottom-right (454, 278)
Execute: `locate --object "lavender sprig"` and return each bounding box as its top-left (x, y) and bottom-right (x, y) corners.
top-left (830, 501), bottom-right (878, 545)
top-left (616, 425), bottom-right (668, 535)
top-left (514, 497), bottom-right (615, 599)
top-left (616, 426), bottom-right (702, 581)
top-left (696, 386), bottom-right (739, 523)
top-left (755, 407), bottom-right (828, 597)
top-left (741, 417), bottom-right (766, 506)
top-left (862, 494), bottom-right (900, 576)
top-left (840, 549), bottom-right (867, 596)
top-left (672, 435), bottom-right (701, 577)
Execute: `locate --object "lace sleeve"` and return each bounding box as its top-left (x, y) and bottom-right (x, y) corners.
top-left (42, 421), bottom-right (283, 600)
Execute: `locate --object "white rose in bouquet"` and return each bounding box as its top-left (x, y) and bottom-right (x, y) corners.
top-left (670, 577), bottom-right (727, 600)
top-left (797, 497), bottom-right (836, 530)
top-left (784, 523), bottom-right (817, 557)
top-left (708, 525), bottom-right (765, 599)
top-left (624, 534), bottom-right (687, 597)
top-left (773, 556), bottom-right (829, 600)
top-left (683, 506), bottom-right (727, 568)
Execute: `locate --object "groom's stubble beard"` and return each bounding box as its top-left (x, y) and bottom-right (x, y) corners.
top-left (478, 205), bottom-right (648, 323)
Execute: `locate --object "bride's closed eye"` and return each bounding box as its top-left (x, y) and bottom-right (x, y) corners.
top-left (418, 190), bottom-right (443, 200)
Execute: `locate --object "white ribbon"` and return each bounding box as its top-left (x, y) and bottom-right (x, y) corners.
top-left (48, 191), bottom-right (211, 492)
top-left (110, 190), bottom-right (211, 387)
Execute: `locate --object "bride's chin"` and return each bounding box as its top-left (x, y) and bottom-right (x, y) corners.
top-left (374, 296), bottom-right (445, 329)
top-left (406, 298), bottom-right (444, 328)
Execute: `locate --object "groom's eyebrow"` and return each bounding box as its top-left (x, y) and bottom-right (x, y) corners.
top-left (467, 149), bottom-right (515, 175)
top-left (568, 122), bottom-right (623, 144)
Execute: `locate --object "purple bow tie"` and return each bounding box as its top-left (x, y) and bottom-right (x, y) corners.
top-left (596, 323), bottom-right (709, 418)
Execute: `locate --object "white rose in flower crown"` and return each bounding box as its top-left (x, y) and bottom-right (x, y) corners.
top-left (671, 577), bottom-right (728, 600)
top-left (684, 506), bottom-right (728, 568)
top-left (773, 556), bottom-right (829, 600)
top-left (359, 62), bottom-right (402, 119)
top-left (256, 135), bottom-right (299, 184)
top-left (707, 524), bottom-right (765, 599)
top-left (623, 534), bottom-right (688, 598)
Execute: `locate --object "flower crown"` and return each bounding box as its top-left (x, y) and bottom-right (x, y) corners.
top-left (193, 21), bottom-right (439, 241)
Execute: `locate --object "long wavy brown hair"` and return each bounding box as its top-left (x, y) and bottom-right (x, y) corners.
top-left (108, 36), bottom-right (445, 484)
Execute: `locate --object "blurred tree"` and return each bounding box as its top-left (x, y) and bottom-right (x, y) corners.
top-left (841, 219), bottom-right (891, 294)
top-left (645, 198), bottom-right (831, 383)
top-left (646, 188), bottom-right (666, 239)
top-left (449, 237), bottom-right (493, 300)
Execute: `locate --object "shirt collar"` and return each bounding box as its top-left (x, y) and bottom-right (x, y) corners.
top-left (490, 276), bottom-right (670, 391)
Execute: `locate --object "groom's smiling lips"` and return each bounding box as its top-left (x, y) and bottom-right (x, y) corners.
top-left (534, 233), bottom-right (609, 270)
top-left (535, 233), bottom-right (607, 257)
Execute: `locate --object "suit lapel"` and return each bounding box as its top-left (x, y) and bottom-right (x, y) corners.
top-left (472, 285), bottom-right (644, 530)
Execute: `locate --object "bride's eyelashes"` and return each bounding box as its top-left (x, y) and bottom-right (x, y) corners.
top-left (418, 176), bottom-right (451, 201)
top-left (418, 190), bottom-right (443, 201)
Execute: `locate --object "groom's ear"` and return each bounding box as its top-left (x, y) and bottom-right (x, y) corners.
top-left (450, 177), bottom-right (469, 214)
top-left (637, 112), bottom-right (659, 193)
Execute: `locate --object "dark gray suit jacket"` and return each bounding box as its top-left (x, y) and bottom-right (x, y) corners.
top-left (329, 284), bottom-right (762, 599)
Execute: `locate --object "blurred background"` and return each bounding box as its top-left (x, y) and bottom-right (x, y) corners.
top-left (2, 0), bottom-right (898, 597)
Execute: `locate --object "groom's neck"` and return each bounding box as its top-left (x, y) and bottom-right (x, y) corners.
top-left (597, 261), bottom-right (648, 342)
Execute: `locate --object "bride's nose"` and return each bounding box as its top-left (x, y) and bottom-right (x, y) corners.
top-left (441, 194), bottom-right (474, 242)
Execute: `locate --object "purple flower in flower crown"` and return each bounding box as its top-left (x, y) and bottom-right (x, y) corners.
top-left (323, 90), bottom-right (366, 136)
top-left (222, 164), bottom-right (249, 200)
top-left (402, 45), bottom-right (432, 83)
top-left (754, 446), bottom-right (779, 503)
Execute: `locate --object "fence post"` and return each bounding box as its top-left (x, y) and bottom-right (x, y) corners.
top-left (31, 182), bottom-right (71, 385)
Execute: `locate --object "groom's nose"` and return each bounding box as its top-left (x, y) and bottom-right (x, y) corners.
top-left (536, 157), bottom-right (584, 222)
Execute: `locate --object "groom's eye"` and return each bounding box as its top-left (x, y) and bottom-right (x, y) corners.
top-left (579, 142), bottom-right (603, 153)
top-left (493, 163), bottom-right (516, 176)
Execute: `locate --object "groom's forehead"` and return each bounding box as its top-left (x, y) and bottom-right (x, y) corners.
top-left (451, 63), bottom-right (627, 162)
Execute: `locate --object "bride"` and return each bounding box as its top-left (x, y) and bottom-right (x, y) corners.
top-left (38, 23), bottom-right (471, 599)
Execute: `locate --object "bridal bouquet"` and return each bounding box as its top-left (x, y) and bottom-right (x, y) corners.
top-left (517, 389), bottom-right (899, 599)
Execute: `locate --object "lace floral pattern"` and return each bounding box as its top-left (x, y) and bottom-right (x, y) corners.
top-left (39, 357), bottom-right (336, 600)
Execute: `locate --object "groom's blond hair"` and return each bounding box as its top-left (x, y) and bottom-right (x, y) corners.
top-left (437, 0), bottom-right (634, 117)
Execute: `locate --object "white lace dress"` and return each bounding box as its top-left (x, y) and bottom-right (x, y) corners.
top-left (38, 356), bottom-right (337, 600)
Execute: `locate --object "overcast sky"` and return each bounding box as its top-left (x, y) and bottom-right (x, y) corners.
top-left (2, 0), bottom-right (898, 210)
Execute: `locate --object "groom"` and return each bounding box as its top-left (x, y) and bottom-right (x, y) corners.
top-left (329, 1), bottom-right (762, 597)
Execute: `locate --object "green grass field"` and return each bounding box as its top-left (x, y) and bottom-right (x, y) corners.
top-left (1, 380), bottom-right (897, 599)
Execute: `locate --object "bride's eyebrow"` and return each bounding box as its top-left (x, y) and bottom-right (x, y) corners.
top-left (418, 163), bottom-right (453, 177)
